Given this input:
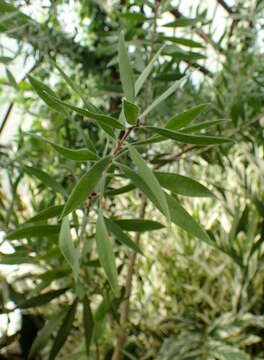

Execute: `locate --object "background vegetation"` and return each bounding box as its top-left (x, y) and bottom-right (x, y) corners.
top-left (0, 0), bottom-right (264, 359)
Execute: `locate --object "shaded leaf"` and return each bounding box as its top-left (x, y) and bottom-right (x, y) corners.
top-left (28, 308), bottom-right (67, 359)
top-left (49, 299), bottom-right (78, 360)
top-left (96, 208), bottom-right (119, 296)
top-left (83, 296), bottom-right (94, 357)
top-left (112, 219), bottom-right (164, 232)
top-left (28, 133), bottom-right (99, 161)
top-left (26, 205), bottom-right (64, 223)
top-left (106, 219), bottom-right (143, 254)
top-left (61, 156), bottom-right (111, 218)
top-left (123, 98), bottom-right (139, 125)
top-left (5, 224), bottom-right (60, 240)
top-left (59, 217), bottom-right (79, 282)
top-left (19, 288), bottom-right (68, 309)
top-left (23, 165), bottom-right (67, 196)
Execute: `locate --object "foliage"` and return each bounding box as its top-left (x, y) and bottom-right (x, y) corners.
top-left (0, 1), bottom-right (264, 359)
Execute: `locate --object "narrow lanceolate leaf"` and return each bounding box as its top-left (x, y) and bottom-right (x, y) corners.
top-left (166, 194), bottom-right (212, 244)
top-left (165, 103), bottom-right (210, 130)
top-left (58, 101), bottom-right (125, 129)
top-left (105, 183), bottom-right (135, 196)
top-left (29, 308), bottom-right (67, 359)
top-left (59, 217), bottom-right (79, 282)
top-left (49, 299), bottom-right (78, 360)
top-left (96, 208), bottom-right (119, 296)
top-left (0, 254), bottom-right (36, 265)
top-left (6, 68), bottom-right (18, 89)
top-left (26, 205), bottom-right (64, 223)
top-left (28, 133), bottom-right (99, 161)
top-left (160, 36), bottom-right (204, 48)
top-left (135, 44), bottom-right (165, 96)
top-left (106, 219), bottom-right (143, 254)
top-left (61, 156), bottom-right (111, 218)
top-left (155, 172), bottom-right (215, 197)
top-left (19, 288), bottom-right (68, 309)
top-left (5, 224), bottom-right (60, 240)
top-left (164, 18), bottom-right (201, 27)
top-left (23, 165), bottom-right (67, 196)
top-left (128, 144), bottom-right (170, 223)
top-left (123, 98), bottom-right (139, 125)
top-left (119, 163), bottom-right (211, 244)
top-left (118, 32), bottom-right (134, 102)
top-left (0, 56), bottom-right (13, 64)
top-left (28, 75), bottom-right (67, 114)
top-left (146, 127), bottom-right (233, 145)
top-left (29, 76), bottom-right (124, 129)
top-left (51, 59), bottom-right (100, 113)
top-left (111, 219), bottom-right (164, 232)
top-left (140, 80), bottom-right (182, 119)
top-left (83, 296), bottom-right (94, 357)
top-left (182, 119), bottom-right (228, 133)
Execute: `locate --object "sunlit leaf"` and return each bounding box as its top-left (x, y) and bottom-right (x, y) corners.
top-left (5, 224), bottom-right (60, 240)
top-left (128, 144), bottom-right (170, 223)
top-left (118, 32), bottom-right (134, 102)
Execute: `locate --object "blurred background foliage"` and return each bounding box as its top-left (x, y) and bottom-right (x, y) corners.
top-left (1, 0), bottom-right (264, 359)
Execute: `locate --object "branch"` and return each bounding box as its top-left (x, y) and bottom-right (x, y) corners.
top-left (216, 0), bottom-right (233, 14)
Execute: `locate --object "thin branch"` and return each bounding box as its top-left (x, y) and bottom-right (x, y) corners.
top-left (216, 0), bottom-right (233, 14)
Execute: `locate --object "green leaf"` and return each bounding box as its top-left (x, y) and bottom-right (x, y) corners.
top-left (28, 75), bottom-right (67, 114)
top-left (0, 56), bottom-right (13, 64)
top-left (166, 194), bottom-right (212, 244)
top-left (106, 219), bottom-right (143, 254)
top-left (111, 219), bottom-right (164, 232)
top-left (5, 224), bottom-right (60, 240)
top-left (83, 296), bottom-right (94, 357)
top-left (120, 12), bottom-right (147, 22)
top-left (135, 45), bottom-right (165, 96)
top-left (0, 253), bottom-right (36, 265)
top-left (123, 98), bottom-right (139, 125)
top-left (59, 217), bottom-right (79, 282)
top-left (26, 205), bottom-right (64, 223)
top-left (28, 133), bottom-right (99, 161)
top-left (23, 165), bottom-right (67, 196)
top-left (155, 172), bottom-right (215, 197)
top-left (128, 144), bottom-right (170, 223)
top-left (61, 156), bottom-right (111, 218)
top-left (118, 32), bottom-right (134, 102)
top-left (28, 308), bottom-right (67, 359)
top-left (56, 100), bottom-right (125, 130)
top-left (165, 103), bottom-right (210, 130)
top-left (164, 18), bottom-right (201, 27)
top-left (49, 299), bottom-right (78, 360)
top-left (160, 36), bottom-right (204, 48)
top-left (105, 183), bottom-right (135, 196)
top-left (140, 80), bottom-right (182, 119)
top-left (145, 126), bottom-right (233, 145)
top-left (119, 164), bottom-right (211, 244)
top-left (182, 119), bottom-right (228, 133)
top-left (96, 208), bottom-right (119, 296)
top-left (19, 288), bottom-right (68, 309)
top-left (6, 68), bottom-right (18, 88)
top-left (51, 59), bottom-right (100, 113)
